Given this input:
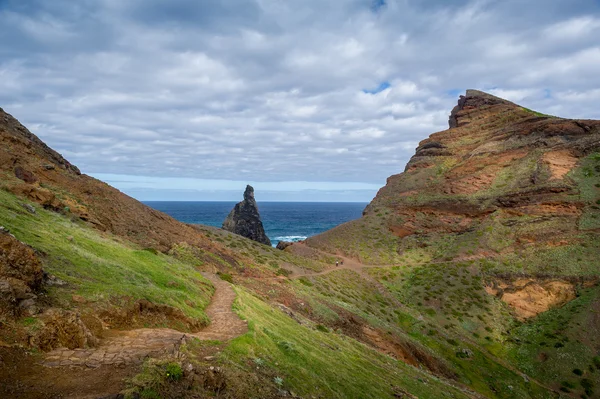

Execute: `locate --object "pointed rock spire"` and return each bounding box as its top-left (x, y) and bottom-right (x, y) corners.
top-left (222, 185), bottom-right (271, 246)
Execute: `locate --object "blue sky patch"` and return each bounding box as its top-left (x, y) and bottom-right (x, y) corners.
top-left (363, 81), bottom-right (391, 94)
top-left (371, 0), bottom-right (387, 12)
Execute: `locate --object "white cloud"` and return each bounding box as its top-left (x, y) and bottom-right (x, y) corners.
top-left (544, 16), bottom-right (600, 40)
top-left (0, 0), bottom-right (599, 200)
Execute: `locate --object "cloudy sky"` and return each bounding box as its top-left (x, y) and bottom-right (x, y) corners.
top-left (1, 0), bottom-right (600, 201)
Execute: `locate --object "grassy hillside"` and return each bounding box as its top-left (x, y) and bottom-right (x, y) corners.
top-left (2, 91), bottom-right (598, 398)
top-left (1, 182), bottom-right (562, 399)
top-left (0, 188), bottom-right (214, 329)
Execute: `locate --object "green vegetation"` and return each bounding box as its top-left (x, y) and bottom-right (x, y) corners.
top-left (306, 215), bottom-right (402, 264)
top-left (222, 288), bottom-right (472, 399)
top-left (572, 152), bottom-right (600, 230)
top-left (196, 225), bottom-right (329, 272)
top-left (286, 266), bottom-right (551, 398)
top-left (0, 188), bottom-right (214, 323)
top-left (218, 271), bottom-right (234, 283)
top-left (124, 359), bottom-right (185, 398)
top-left (520, 107), bottom-right (554, 118)
top-left (165, 362), bottom-right (183, 381)
top-left (508, 284), bottom-right (600, 396)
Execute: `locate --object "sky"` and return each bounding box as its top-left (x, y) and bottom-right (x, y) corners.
top-left (1, 0), bottom-right (600, 201)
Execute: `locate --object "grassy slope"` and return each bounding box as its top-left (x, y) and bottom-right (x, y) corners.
top-left (196, 224), bottom-right (331, 273)
top-left (289, 268), bottom-right (553, 399)
top-left (2, 154), bottom-right (597, 397)
top-left (0, 187), bottom-right (477, 397)
top-left (0, 188), bottom-right (214, 323)
top-left (224, 288), bottom-right (473, 399)
top-left (508, 285), bottom-right (600, 397)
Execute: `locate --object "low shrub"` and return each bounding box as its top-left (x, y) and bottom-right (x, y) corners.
top-left (165, 362), bottom-right (183, 381)
top-left (217, 272), bottom-right (233, 283)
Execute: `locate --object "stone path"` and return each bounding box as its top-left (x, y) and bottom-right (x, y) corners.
top-left (42, 273), bottom-right (247, 368)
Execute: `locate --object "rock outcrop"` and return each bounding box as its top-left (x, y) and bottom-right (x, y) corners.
top-left (276, 241), bottom-right (293, 250)
top-left (0, 227), bottom-right (44, 316)
top-left (306, 89), bottom-right (600, 267)
top-left (222, 185), bottom-right (271, 246)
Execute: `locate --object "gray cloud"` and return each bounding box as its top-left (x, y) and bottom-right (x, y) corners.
top-left (1, 0), bottom-right (600, 194)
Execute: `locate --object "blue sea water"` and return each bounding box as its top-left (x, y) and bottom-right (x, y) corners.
top-left (144, 202), bottom-right (367, 247)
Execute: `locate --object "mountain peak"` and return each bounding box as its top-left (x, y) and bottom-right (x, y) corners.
top-left (448, 89), bottom-right (518, 129)
top-left (464, 89), bottom-right (512, 102)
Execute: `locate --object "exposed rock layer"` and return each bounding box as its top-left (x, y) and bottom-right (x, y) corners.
top-left (222, 185), bottom-right (271, 246)
top-left (485, 278), bottom-right (577, 320)
top-left (0, 228), bottom-right (44, 316)
top-left (307, 90), bottom-right (600, 267)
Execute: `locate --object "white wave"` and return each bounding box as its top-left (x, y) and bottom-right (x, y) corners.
top-left (273, 235), bottom-right (307, 242)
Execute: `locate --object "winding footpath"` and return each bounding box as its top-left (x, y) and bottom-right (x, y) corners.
top-left (42, 273), bottom-right (247, 368)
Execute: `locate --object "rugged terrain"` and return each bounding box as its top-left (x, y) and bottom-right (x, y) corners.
top-left (222, 185), bottom-right (271, 245)
top-left (0, 91), bottom-right (599, 398)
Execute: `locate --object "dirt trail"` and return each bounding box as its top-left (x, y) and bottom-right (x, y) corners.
top-left (287, 242), bottom-right (397, 279)
top-left (285, 243), bottom-right (488, 280)
top-left (42, 273), bottom-right (247, 368)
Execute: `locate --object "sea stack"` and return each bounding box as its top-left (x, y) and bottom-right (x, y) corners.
top-left (222, 185), bottom-right (271, 246)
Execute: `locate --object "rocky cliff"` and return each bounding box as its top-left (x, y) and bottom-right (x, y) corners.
top-left (222, 185), bottom-right (271, 246)
top-left (307, 90), bottom-right (600, 271)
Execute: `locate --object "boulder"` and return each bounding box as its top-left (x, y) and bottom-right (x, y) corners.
top-left (14, 166), bottom-right (37, 184)
top-left (276, 241), bottom-right (293, 250)
top-left (0, 230), bottom-right (44, 316)
top-left (0, 232), bottom-right (44, 289)
top-left (222, 185), bottom-right (271, 246)
top-left (32, 308), bottom-right (98, 350)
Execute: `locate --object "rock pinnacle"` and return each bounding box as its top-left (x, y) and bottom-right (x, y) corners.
top-left (222, 185), bottom-right (271, 246)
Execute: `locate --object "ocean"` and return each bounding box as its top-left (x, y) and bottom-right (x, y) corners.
top-left (144, 201), bottom-right (367, 247)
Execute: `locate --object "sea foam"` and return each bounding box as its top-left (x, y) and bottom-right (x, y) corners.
top-left (273, 235), bottom-right (307, 242)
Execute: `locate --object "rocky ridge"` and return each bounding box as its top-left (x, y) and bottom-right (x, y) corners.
top-left (307, 89), bottom-right (600, 269)
top-left (222, 185), bottom-right (271, 246)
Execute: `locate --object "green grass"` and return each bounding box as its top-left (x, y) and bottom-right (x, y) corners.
top-left (508, 285), bottom-right (600, 396)
top-left (520, 107), bottom-right (555, 118)
top-left (0, 188), bottom-right (214, 323)
top-left (571, 152), bottom-right (600, 230)
top-left (195, 225), bottom-right (329, 272)
top-left (224, 288), bottom-right (473, 399)
top-left (306, 215), bottom-right (402, 265)
top-left (279, 265), bottom-right (551, 398)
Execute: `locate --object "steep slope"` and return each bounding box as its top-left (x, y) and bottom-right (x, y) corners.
top-left (0, 107), bottom-right (230, 254)
top-left (307, 89), bottom-right (600, 270)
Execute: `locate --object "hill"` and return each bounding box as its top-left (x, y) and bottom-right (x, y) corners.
top-left (307, 90), bottom-right (600, 269)
top-left (1, 91), bottom-right (599, 398)
top-left (303, 89), bottom-right (600, 396)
